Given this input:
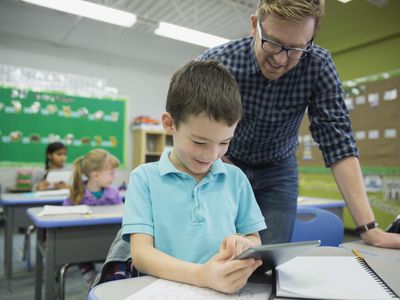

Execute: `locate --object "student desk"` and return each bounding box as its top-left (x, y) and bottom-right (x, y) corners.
top-left (298, 196), bottom-right (345, 219)
top-left (87, 245), bottom-right (400, 300)
top-left (341, 240), bottom-right (400, 262)
top-left (0, 192), bottom-right (65, 289)
top-left (27, 204), bottom-right (123, 300)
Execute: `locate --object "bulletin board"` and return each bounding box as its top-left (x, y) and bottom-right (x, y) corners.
top-left (0, 86), bottom-right (127, 166)
top-left (296, 70), bottom-right (400, 227)
top-left (297, 69), bottom-right (400, 173)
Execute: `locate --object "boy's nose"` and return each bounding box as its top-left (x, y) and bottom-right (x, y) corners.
top-left (206, 146), bottom-right (220, 162)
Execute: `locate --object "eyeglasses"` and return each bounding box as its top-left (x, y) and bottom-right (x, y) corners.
top-left (257, 19), bottom-right (313, 60)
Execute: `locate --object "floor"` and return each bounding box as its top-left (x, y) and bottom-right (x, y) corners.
top-left (0, 222), bottom-right (100, 300)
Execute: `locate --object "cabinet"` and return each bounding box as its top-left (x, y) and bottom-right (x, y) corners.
top-left (132, 129), bottom-right (173, 168)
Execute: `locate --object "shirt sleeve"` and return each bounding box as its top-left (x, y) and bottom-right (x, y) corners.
top-left (308, 53), bottom-right (359, 167)
top-left (63, 197), bottom-right (72, 206)
top-left (122, 168), bottom-right (154, 242)
top-left (235, 171), bottom-right (267, 235)
top-left (106, 187), bottom-right (123, 204)
top-left (32, 169), bottom-right (46, 191)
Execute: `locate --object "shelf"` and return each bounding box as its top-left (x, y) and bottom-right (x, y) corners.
top-left (133, 128), bottom-right (171, 168)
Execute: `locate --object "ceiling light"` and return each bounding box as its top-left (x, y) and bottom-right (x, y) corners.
top-left (154, 22), bottom-right (229, 48)
top-left (21, 0), bottom-right (137, 27)
top-left (337, 0), bottom-right (352, 3)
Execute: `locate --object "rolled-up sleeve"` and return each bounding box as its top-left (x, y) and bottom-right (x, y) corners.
top-left (308, 54), bottom-right (359, 167)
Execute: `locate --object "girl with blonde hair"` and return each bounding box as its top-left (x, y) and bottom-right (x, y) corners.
top-left (63, 148), bottom-right (122, 285)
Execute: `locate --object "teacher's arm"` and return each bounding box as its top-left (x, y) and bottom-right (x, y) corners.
top-left (331, 156), bottom-right (400, 248)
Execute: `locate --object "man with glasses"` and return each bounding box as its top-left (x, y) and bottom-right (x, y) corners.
top-left (198, 0), bottom-right (400, 249)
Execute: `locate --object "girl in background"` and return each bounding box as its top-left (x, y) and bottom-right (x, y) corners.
top-left (34, 141), bottom-right (68, 190)
top-left (63, 148), bottom-right (122, 285)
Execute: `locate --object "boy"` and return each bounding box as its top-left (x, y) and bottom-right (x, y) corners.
top-left (122, 60), bottom-right (266, 294)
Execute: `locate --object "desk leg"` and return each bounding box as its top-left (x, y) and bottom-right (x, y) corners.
top-left (35, 228), bottom-right (44, 300)
top-left (44, 229), bottom-right (57, 300)
top-left (4, 206), bottom-right (14, 293)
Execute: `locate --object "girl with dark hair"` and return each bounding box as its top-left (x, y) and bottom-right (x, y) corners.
top-left (34, 141), bottom-right (69, 190)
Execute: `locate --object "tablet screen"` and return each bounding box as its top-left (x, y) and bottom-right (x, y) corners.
top-left (235, 240), bottom-right (320, 270)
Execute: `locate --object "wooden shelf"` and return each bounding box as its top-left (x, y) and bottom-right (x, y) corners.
top-left (133, 128), bottom-right (172, 168)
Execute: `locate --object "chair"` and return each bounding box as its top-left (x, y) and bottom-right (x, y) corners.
top-left (291, 206), bottom-right (344, 246)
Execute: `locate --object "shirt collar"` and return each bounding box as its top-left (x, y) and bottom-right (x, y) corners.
top-left (159, 149), bottom-right (227, 177)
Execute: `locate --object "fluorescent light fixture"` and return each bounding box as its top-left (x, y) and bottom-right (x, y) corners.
top-left (154, 22), bottom-right (229, 48)
top-left (22, 0), bottom-right (137, 27)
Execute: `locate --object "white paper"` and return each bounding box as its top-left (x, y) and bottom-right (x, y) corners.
top-left (33, 189), bottom-right (70, 197)
top-left (368, 130), bottom-right (379, 140)
top-left (125, 278), bottom-right (271, 300)
top-left (368, 93), bottom-right (380, 107)
top-left (384, 128), bottom-right (397, 138)
top-left (355, 95), bottom-right (366, 105)
top-left (276, 256), bottom-right (394, 299)
top-left (46, 170), bottom-right (72, 184)
top-left (344, 97), bottom-right (354, 111)
top-left (355, 131), bottom-right (366, 140)
top-left (38, 204), bottom-right (91, 216)
top-left (384, 89), bottom-right (397, 101)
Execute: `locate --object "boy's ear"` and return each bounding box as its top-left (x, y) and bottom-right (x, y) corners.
top-left (161, 112), bottom-right (174, 134)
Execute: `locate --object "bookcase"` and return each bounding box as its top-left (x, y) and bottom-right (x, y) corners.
top-left (132, 128), bottom-right (173, 168)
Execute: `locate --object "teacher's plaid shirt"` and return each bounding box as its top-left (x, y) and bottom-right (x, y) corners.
top-left (197, 36), bottom-right (358, 167)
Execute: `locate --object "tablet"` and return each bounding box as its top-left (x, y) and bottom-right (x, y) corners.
top-left (235, 240), bottom-right (320, 269)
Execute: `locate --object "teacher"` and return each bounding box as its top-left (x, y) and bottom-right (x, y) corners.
top-left (197, 0), bottom-right (400, 248)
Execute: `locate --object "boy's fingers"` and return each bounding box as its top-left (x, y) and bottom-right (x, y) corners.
top-left (214, 245), bottom-right (235, 261)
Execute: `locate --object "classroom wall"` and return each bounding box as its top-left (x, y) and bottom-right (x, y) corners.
top-left (0, 31), bottom-right (202, 188)
top-left (333, 34), bottom-right (400, 81)
top-left (316, 0), bottom-right (400, 81)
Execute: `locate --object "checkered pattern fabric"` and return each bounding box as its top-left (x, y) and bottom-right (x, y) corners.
top-left (197, 37), bottom-right (358, 167)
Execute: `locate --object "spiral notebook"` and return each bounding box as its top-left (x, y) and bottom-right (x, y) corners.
top-left (276, 256), bottom-right (399, 299)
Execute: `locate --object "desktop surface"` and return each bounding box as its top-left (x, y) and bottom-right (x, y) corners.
top-left (88, 245), bottom-right (400, 300)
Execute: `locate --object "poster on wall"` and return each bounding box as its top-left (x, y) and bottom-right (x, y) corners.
top-left (0, 86), bottom-right (127, 166)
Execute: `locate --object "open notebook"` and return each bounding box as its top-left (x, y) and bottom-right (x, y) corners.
top-left (276, 256), bottom-right (399, 299)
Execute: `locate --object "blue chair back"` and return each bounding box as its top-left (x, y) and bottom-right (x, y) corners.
top-left (291, 206), bottom-right (344, 246)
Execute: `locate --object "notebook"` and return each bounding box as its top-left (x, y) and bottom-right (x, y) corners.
top-left (33, 188), bottom-right (70, 197)
top-left (38, 204), bottom-right (91, 216)
top-left (276, 256), bottom-right (399, 299)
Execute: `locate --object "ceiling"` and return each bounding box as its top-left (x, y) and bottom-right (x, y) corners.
top-left (0, 0), bottom-right (399, 69)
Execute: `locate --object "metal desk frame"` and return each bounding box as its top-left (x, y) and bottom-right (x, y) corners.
top-left (0, 193), bottom-right (64, 291)
top-left (27, 204), bottom-right (123, 300)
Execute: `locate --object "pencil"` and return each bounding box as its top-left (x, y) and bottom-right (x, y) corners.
top-left (352, 248), bottom-right (363, 258)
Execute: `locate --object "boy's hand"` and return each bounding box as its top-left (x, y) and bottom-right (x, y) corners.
top-left (219, 234), bottom-right (256, 258)
top-left (199, 240), bottom-right (262, 294)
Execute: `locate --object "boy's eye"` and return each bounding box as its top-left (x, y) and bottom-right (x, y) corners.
top-left (193, 141), bottom-right (205, 145)
top-left (220, 142), bottom-right (229, 145)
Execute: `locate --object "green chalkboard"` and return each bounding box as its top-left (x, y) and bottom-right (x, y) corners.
top-left (0, 86), bottom-right (126, 167)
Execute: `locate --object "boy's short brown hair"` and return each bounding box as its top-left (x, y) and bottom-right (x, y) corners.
top-left (166, 60), bottom-right (242, 128)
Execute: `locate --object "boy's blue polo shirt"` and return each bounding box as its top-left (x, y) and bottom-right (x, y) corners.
top-left (122, 150), bottom-right (266, 264)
